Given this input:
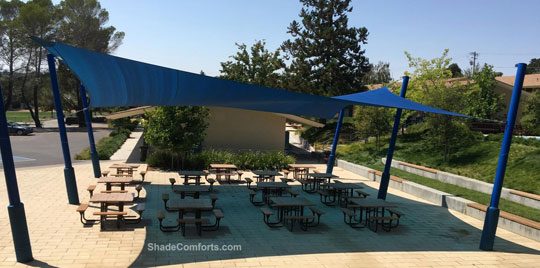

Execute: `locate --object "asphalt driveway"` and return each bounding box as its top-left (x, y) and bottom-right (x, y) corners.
top-left (0, 128), bottom-right (110, 168)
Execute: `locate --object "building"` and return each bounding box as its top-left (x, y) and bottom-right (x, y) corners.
top-left (106, 106), bottom-right (324, 152)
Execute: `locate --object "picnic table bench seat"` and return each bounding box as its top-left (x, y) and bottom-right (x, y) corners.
top-left (340, 207), bottom-right (364, 228)
top-left (283, 206), bottom-right (325, 231)
top-left (100, 190), bottom-right (128, 194)
top-left (367, 209), bottom-right (402, 232)
top-left (249, 190), bottom-right (264, 206)
top-left (210, 193), bottom-right (218, 208)
top-left (87, 185), bottom-right (96, 197)
top-left (318, 189), bottom-right (336, 205)
top-left (77, 203), bottom-right (99, 225)
top-left (244, 177), bottom-right (256, 190)
top-left (260, 207), bottom-right (280, 227)
top-left (207, 178), bottom-right (216, 191)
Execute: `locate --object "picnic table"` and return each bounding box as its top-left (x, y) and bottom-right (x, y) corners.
top-left (178, 170), bottom-right (206, 185)
top-left (97, 177), bottom-right (134, 190)
top-left (256, 182), bottom-right (290, 204)
top-left (301, 173), bottom-right (336, 193)
top-left (109, 163), bottom-right (139, 176)
top-left (90, 192), bottom-right (134, 229)
top-left (167, 198), bottom-right (214, 236)
top-left (321, 182), bottom-right (364, 206)
top-left (209, 164), bottom-right (237, 181)
top-left (347, 198), bottom-right (398, 226)
top-left (288, 164), bottom-right (316, 179)
top-left (173, 185), bottom-right (210, 199)
top-left (252, 170), bottom-right (282, 182)
top-left (269, 196), bottom-right (314, 222)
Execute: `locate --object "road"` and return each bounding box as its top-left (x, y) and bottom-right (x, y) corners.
top-left (0, 128), bottom-right (110, 168)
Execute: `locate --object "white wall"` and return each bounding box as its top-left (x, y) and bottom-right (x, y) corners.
top-left (203, 107), bottom-right (286, 151)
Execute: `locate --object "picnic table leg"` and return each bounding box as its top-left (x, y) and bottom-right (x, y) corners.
top-left (120, 183), bottom-right (125, 191)
top-left (196, 210), bottom-right (202, 236)
top-left (106, 183), bottom-right (111, 191)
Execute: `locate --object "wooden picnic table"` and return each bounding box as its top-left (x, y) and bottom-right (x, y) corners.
top-left (173, 185), bottom-right (210, 199)
top-left (269, 196), bottom-right (314, 222)
top-left (178, 170), bottom-right (206, 185)
top-left (97, 177), bottom-right (134, 190)
top-left (256, 182), bottom-right (290, 204)
top-left (89, 192), bottom-right (134, 229)
top-left (252, 170), bottom-right (282, 182)
top-left (301, 173), bottom-right (336, 193)
top-left (288, 164), bottom-right (316, 179)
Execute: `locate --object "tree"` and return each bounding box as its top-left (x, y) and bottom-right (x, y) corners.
top-left (56, 0), bottom-right (124, 127)
top-left (521, 90), bottom-right (540, 135)
top-left (353, 105), bottom-right (392, 151)
top-left (405, 49), bottom-right (475, 161)
top-left (17, 0), bottom-right (57, 128)
top-left (364, 61), bottom-right (391, 85)
top-left (220, 40), bottom-right (284, 88)
top-left (281, 0), bottom-right (371, 96)
top-left (466, 64), bottom-right (504, 120)
top-left (0, 0), bottom-right (24, 110)
top-left (526, 58), bottom-right (540, 74)
top-left (448, 63), bottom-right (463, 78)
top-left (144, 106), bottom-right (209, 169)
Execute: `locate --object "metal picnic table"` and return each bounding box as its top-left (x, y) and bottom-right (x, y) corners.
top-left (109, 163), bottom-right (140, 176)
top-left (269, 196), bottom-right (314, 222)
top-left (256, 182), bottom-right (290, 204)
top-left (302, 173), bottom-right (337, 193)
top-left (321, 182), bottom-right (364, 206)
top-left (348, 198), bottom-right (398, 226)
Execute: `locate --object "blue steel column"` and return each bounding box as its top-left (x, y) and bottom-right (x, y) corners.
top-left (79, 84), bottom-right (101, 178)
top-left (326, 108), bottom-right (345, 174)
top-left (47, 54), bottom-right (79, 204)
top-left (0, 80), bottom-right (33, 262)
top-left (480, 63), bottom-right (527, 250)
top-left (378, 76), bottom-right (409, 200)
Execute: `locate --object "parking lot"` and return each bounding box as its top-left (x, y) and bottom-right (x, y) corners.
top-left (1, 128), bottom-right (110, 168)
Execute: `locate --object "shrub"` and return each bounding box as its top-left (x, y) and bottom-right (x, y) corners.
top-left (147, 149), bottom-right (296, 170)
top-left (75, 128), bottom-right (131, 160)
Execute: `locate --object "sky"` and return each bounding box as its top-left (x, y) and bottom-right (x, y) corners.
top-left (90, 0), bottom-right (540, 79)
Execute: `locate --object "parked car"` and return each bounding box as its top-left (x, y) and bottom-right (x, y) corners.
top-left (65, 116), bottom-right (78, 125)
top-left (7, 122), bottom-right (33, 135)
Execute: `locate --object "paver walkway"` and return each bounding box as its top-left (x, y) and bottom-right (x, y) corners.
top-left (0, 162), bottom-right (539, 267)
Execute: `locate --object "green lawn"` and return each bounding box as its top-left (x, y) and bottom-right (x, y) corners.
top-left (6, 110), bottom-right (52, 123)
top-left (337, 133), bottom-right (540, 195)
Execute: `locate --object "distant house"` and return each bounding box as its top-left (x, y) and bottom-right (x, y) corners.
top-left (106, 106), bottom-right (324, 152)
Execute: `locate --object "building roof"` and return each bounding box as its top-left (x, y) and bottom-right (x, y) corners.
top-left (496, 74), bottom-right (540, 89)
top-left (105, 106), bottom-right (325, 128)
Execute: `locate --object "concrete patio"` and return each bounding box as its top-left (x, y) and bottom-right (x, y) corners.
top-left (0, 162), bottom-right (539, 267)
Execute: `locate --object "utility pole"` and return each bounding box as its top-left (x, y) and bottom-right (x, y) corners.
top-left (470, 51), bottom-right (479, 75)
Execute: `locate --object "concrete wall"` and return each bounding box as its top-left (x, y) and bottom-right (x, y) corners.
top-left (203, 107), bottom-right (285, 151)
top-left (336, 159), bottom-right (540, 242)
top-left (382, 158), bottom-right (540, 209)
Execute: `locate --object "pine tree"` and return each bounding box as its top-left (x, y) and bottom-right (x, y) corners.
top-left (281, 0), bottom-right (371, 96)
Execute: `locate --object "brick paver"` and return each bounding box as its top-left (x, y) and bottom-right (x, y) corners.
top-left (0, 162), bottom-right (538, 267)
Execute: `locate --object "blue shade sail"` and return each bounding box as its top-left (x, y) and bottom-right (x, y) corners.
top-left (35, 38), bottom-right (466, 119)
top-left (333, 87), bottom-right (466, 117)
